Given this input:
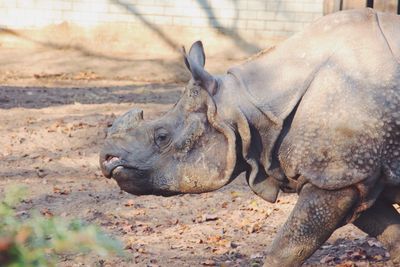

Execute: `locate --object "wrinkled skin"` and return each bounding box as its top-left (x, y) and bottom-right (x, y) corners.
top-left (100, 82), bottom-right (241, 195)
top-left (100, 9), bottom-right (400, 266)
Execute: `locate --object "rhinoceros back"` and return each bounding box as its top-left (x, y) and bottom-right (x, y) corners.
top-left (278, 9), bottom-right (400, 189)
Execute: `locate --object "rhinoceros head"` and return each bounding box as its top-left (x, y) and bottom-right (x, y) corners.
top-left (100, 41), bottom-right (242, 196)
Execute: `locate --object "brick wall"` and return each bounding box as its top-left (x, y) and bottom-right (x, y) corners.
top-left (0, 0), bottom-right (323, 37)
top-left (0, 1), bottom-right (324, 58)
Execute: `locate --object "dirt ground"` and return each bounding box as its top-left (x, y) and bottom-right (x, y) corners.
top-left (0, 42), bottom-right (398, 267)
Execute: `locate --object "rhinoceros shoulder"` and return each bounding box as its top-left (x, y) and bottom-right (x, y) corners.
top-left (273, 8), bottom-right (400, 189)
top-left (230, 8), bottom-right (400, 190)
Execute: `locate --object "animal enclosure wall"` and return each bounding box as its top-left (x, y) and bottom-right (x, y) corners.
top-left (323, 0), bottom-right (400, 14)
top-left (0, 0), bottom-right (324, 58)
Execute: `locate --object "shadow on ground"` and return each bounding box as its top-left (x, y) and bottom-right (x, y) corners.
top-left (0, 83), bottom-right (182, 109)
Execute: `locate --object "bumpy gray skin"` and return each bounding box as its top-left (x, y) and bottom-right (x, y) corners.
top-left (100, 9), bottom-right (400, 266)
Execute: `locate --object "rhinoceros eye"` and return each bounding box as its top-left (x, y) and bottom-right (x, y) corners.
top-left (154, 128), bottom-right (170, 148)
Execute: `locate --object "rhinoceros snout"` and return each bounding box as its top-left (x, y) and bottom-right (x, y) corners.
top-left (99, 148), bottom-right (155, 195)
top-left (100, 154), bottom-right (122, 178)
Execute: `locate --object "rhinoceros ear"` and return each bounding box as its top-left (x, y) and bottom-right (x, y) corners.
top-left (183, 41), bottom-right (217, 95)
top-left (188, 40), bottom-right (205, 67)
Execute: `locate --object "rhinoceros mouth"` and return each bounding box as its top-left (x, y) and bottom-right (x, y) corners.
top-left (101, 156), bottom-right (141, 179)
top-left (101, 156), bottom-right (121, 178)
top-left (101, 155), bottom-right (150, 182)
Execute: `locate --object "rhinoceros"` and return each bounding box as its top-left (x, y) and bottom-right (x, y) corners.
top-left (100, 8), bottom-right (400, 266)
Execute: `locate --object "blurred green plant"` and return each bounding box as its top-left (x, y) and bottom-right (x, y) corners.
top-left (0, 186), bottom-right (124, 267)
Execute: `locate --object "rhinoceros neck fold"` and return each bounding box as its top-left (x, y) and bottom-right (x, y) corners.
top-left (204, 91), bottom-right (237, 186)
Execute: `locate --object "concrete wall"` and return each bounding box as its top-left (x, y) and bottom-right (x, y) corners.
top-left (0, 1), bottom-right (324, 58)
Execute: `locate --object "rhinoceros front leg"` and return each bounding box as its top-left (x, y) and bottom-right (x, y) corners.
top-left (264, 183), bottom-right (358, 267)
top-left (353, 199), bottom-right (400, 264)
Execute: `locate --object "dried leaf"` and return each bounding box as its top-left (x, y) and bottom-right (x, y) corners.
top-left (121, 224), bottom-right (134, 233)
top-left (336, 261), bottom-right (356, 267)
top-left (201, 259), bottom-right (216, 266)
top-left (41, 208), bottom-right (53, 218)
top-left (202, 214), bottom-right (219, 222)
top-left (0, 237), bottom-right (13, 251)
top-left (212, 246), bottom-right (229, 255)
top-left (53, 186), bottom-right (69, 195)
top-left (124, 199), bottom-right (135, 207)
top-left (15, 227), bottom-right (32, 244)
top-left (230, 191), bottom-right (240, 198)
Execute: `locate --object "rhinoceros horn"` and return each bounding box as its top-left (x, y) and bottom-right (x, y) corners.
top-left (129, 109), bottom-right (144, 121)
top-left (108, 108), bottom-right (144, 135)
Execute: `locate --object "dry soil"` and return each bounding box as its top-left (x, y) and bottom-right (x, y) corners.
top-left (0, 43), bottom-right (397, 267)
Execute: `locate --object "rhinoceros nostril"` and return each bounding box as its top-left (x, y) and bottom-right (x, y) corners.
top-left (105, 155), bottom-right (120, 164)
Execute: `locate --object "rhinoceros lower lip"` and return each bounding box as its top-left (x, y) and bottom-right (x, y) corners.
top-left (111, 166), bottom-right (124, 176)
